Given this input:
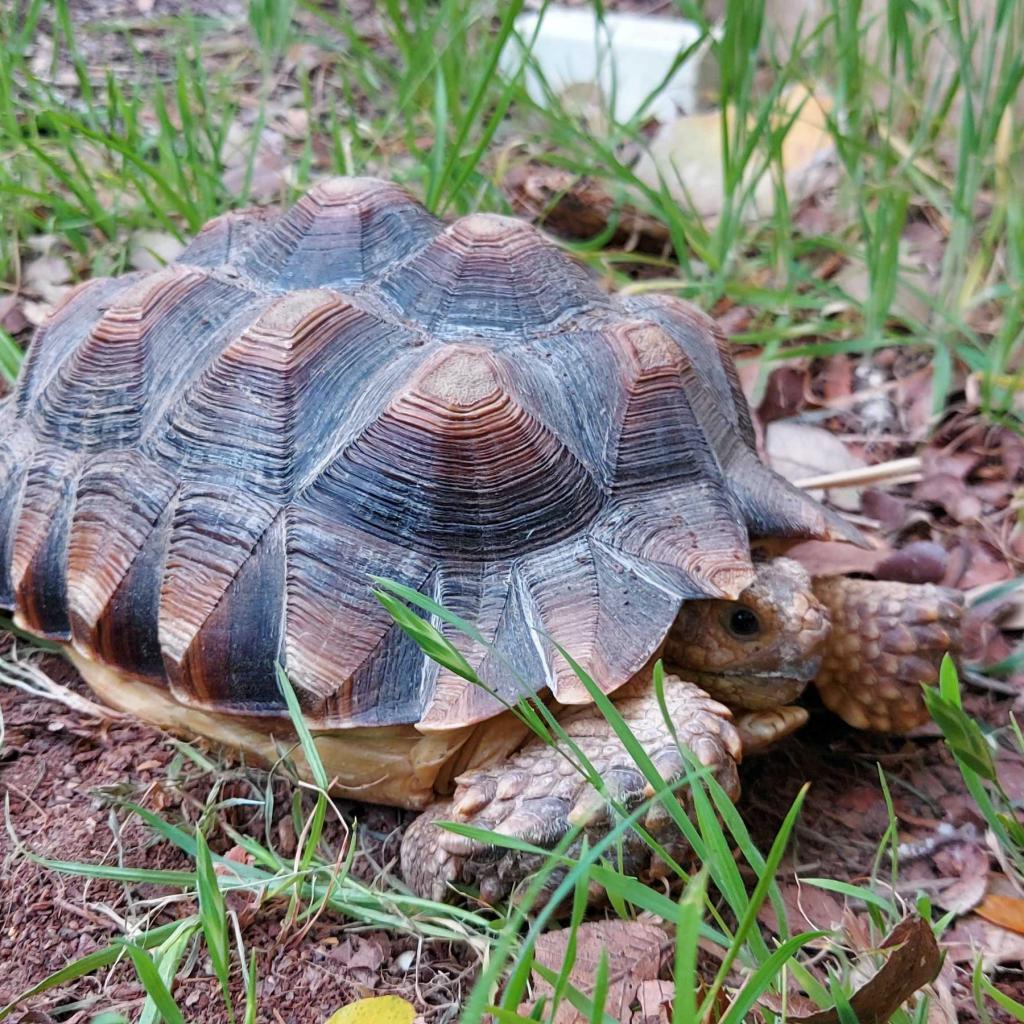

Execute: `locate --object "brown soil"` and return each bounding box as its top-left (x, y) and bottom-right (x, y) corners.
top-left (0, 652), bottom-right (477, 1023)
top-left (3, 650), bottom-right (1023, 1022)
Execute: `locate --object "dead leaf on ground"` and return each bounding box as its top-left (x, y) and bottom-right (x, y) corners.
top-left (23, 254), bottom-right (72, 307)
top-left (630, 979), bottom-right (675, 1024)
top-left (785, 539), bottom-right (888, 578)
top-left (945, 540), bottom-right (1014, 591)
top-left (635, 84), bottom-right (836, 223)
top-left (788, 916), bottom-right (941, 1024)
top-left (830, 249), bottom-right (936, 327)
top-left (523, 919), bottom-right (666, 1024)
top-left (893, 367), bottom-right (936, 440)
top-left (755, 364), bottom-right (813, 424)
top-left (976, 894), bottom-right (1024, 936)
top-left (504, 162), bottom-right (671, 252)
top-left (222, 121), bottom-right (292, 201)
top-left (130, 230), bottom-right (185, 271)
top-left (943, 914), bottom-right (1024, 968)
top-left (931, 842), bottom-right (990, 915)
top-left (914, 474), bottom-right (983, 524)
top-left (764, 420), bottom-right (866, 510)
top-left (758, 879), bottom-right (847, 941)
top-left (0, 297), bottom-right (30, 335)
top-left (874, 541), bottom-right (949, 585)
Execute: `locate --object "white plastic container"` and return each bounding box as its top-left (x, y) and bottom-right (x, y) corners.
top-left (504, 5), bottom-right (705, 124)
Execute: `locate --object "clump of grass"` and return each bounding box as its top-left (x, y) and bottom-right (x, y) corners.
top-left (2, 575), bottom-right (954, 1023)
top-left (924, 656), bottom-right (1024, 891)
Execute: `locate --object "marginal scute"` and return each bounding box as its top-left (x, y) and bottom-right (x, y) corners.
top-left (10, 446), bottom-right (80, 637)
top-left (591, 492), bottom-right (754, 601)
top-left (284, 507), bottom-right (437, 725)
top-left (0, 430), bottom-right (33, 607)
top-left (66, 450), bottom-right (178, 648)
top-left (517, 535), bottom-right (683, 705)
top-left (418, 561), bottom-right (540, 731)
top-left (159, 485), bottom-right (279, 697)
top-left (178, 512), bottom-right (286, 712)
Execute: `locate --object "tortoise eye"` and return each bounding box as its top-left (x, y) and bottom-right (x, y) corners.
top-left (725, 606), bottom-right (761, 639)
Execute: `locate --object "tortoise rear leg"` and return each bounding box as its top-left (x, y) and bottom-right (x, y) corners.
top-left (401, 676), bottom-right (741, 904)
top-left (811, 577), bottom-right (963, 733)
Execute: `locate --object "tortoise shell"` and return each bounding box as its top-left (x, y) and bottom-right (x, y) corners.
top-left (0, 177), bottom-right (851, 733)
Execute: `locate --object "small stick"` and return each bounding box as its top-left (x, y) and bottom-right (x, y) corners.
top-left (0, 645), bottom-right (124, 721)
top-left (795, 457), bottom-right (923, 491)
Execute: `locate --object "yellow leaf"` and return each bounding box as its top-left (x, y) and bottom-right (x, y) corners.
top-left (324, 995), bottom-right (416, 1024)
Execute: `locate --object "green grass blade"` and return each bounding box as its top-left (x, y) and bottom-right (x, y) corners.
top-left (117, 942), bottom-right (188, 1024)
top-left (195, 829), bottom-right (235, 1023)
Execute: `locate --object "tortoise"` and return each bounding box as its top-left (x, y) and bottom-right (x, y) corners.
top-left (0, 177), bottom-right (962, 903)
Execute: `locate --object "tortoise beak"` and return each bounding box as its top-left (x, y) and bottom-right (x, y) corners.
top-left (687, 654), bottom-right (821, 711)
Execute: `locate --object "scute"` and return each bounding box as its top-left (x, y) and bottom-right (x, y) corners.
top-left (0, 177), bottom-right (855, 734)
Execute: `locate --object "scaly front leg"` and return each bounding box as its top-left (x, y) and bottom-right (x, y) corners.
top-left (811, 576), bottom-right (963, 733)
top-left (401, 676), bottom-right (741, 904)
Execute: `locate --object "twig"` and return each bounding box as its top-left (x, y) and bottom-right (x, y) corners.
top-left (795, 457), bottom-right (923, 491)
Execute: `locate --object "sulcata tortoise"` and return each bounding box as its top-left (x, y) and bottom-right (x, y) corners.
top-left (0, 178), bottom-right (962, 902)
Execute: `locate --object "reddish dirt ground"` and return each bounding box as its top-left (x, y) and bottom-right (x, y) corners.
top-left (2, 646), bottom-right (1022, 1022)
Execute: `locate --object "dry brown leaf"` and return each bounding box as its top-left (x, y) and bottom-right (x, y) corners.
top-left (758, 879), bottom-right (847, 944)
top-left (831, 250), bottom-right (935, 327)
top-left (24, 254), bottom-right (72, 307)
top-left (874, 541), bottom-right (949, 586)
top-left (504, 162), bottom-right (671, 253)
top-left (630, 979), bottom-right (674, 1024)
top-left (0, 296), bottom-right (30, 335)
top-left (785, 539), bottom-right (888, 578)
top-left (523, 920), bottom-right (665, 1024)
top-left (943, 915), bottom-right (1024, 968)
top-left (914, 474), bottom-right (983, 524)
top-left (976, 894), bottom-right (1024, 936)
top-left (789, 916), bottom-right (941, 1024)
top-left (932, 842), bottom-right (990, 916)
top-left (130, 230), bottom-right (185, 272)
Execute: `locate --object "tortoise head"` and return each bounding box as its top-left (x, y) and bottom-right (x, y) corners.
top-left (665, 557), bottom-right (831, 710)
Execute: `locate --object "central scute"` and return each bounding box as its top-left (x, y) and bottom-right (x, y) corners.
top-left (299, 345), bottom-right (605, 560)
